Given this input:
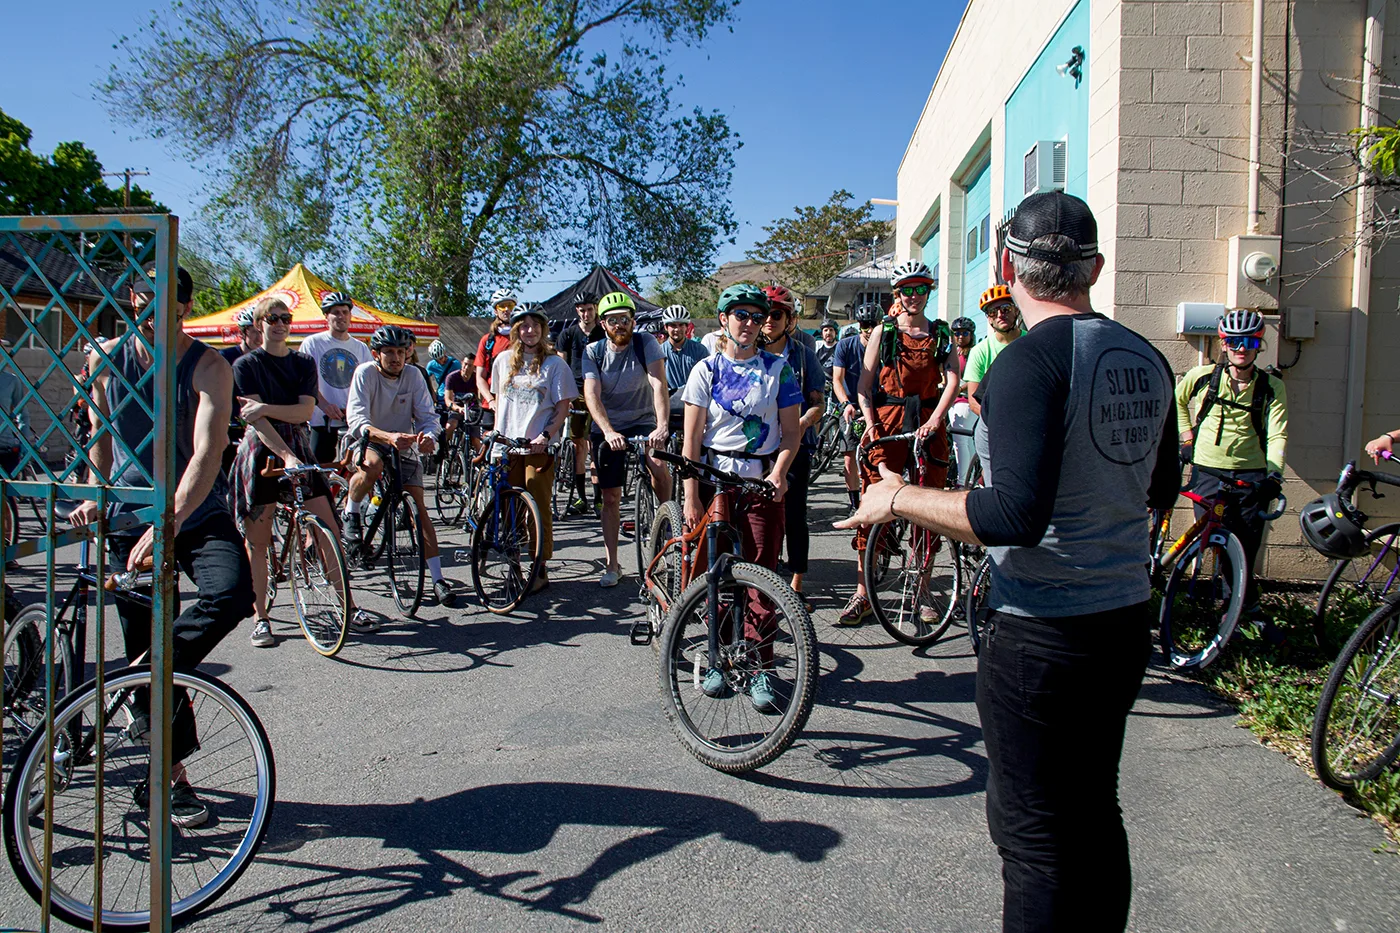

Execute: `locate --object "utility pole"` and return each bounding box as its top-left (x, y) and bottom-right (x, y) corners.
top-left (102, 168), bottom-right (151, 253)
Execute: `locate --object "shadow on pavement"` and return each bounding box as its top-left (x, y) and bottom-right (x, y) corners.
top-left (213, 782), bottom-right (841, 928)
top-left (1130, 668), bottom-right (1237, 720)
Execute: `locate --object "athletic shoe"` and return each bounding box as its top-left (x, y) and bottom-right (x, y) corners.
top-left (532, 567), bottom-right (550, 593)
top-left (837, 593), bottom-right (870, 627)
top-left (341, 512), bottom-right (363, 558)
top-left (125, 709), bottom-right (151, 743)
top-left (349, 609), bottom-right (380, 634)
top-left (434, 579), bottom-right (457, 608)
top-left (566, 496), bottom-right (589, 515)
top-left (749, 672), bottom-right (780, 714)
top-left (250, 618), bottom-right (275, 648)
top-left (701, 668), bottom-right (728, 698)
top-left (600, 568), bottom-right (621, 588)
top-left (134, 780), bottom-right (211, 829)
top-left (920, 604), bottom-right (940, 625)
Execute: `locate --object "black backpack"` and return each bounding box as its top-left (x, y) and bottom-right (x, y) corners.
top-left (1186, 362), bottom-right (1275, 449)
top-left (586, 336), bottom-right (650, 373)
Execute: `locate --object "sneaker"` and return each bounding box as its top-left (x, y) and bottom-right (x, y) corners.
top-left (837, 593), bottom-right (871, 627)
top-left (701, 667), bottom-right (729, 698)
top-left (532, 567), bottom-right (550, 593)
top-left (434, 578), bottom-right (457, 608)
top-left (600, 568), bottom-right (621, 588)
top-left (133, 780), bottom-right (211, 828)
top-left (749, 672), bottom-right (780, 714)
top-left (125, 709), bottom-right (151, 743)
top-left (566, 496), bottom-right (588, 516)
top-left (593, 501), bottom-right (603, 518)
top-left (349, 609), bottom-right (380, 634)
top-left (249, 618), bottom-right (275, 648)
top-left (919, 604), bottom-right (940, 625)
top-left (341, 512), bottom-right (363, 558)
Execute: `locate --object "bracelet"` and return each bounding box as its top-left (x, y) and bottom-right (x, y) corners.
top-left (890, 484), bottom-right (908, 519)
top-left (1389, 431), bottom-right (1400, 442)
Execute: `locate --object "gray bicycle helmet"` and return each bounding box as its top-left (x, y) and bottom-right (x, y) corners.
top-left (853, 302), bottom-right (884, 326)
top-left (951, 316), bottom-right (976, 335)
top-left (1299, 493), bottom-right (1369, 559)
top-left (369, 324), bottom-right (415, 351)
top-left (320, 291), bottom-right (352, 312)
top-left (820, 318), bottom-right (838, 331)
top-left (510, 303), bottom-right (549, 326)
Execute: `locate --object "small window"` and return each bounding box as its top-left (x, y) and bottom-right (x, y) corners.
top-left (980, 215), bottom-right (991, 255)
top-left (967, 226), bottom-right (979, 259)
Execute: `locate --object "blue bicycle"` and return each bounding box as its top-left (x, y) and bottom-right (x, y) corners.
top-left (466, 433), bottom-right (552, 613)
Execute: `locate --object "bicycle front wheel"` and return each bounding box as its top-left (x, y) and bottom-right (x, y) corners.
top-left (3, 604), bottom-right (74, 771)
top-left (1159, 533), bottom-right (1248, 670)
top-left (470, 487), bottom-right (541, 614)
top-left (433, 446), bottom-right (468, 527)
top-left (658, 562), bottom-right (817, 773)
top-left (1311, 598), bottom-right (1400, 790)
top-left (552, 438), bottom-right (575, 521)
top-left (645, 502), bottom-right (684, 647)
top-left (290, 515), bottom-right (350, 656)
top-left (2, 665), bottom-right (276, 931)
top-left (387, 497), bottom-right (426, 617)
top-left (965, 554), bottom-right (993, 656)
top-left (864, 520), bottom-right (961, 646)
top-left (1313, 523), bottom-right (1400, 654)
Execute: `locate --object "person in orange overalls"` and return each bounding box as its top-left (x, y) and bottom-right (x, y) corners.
top-left (838, 259), bottom-right (961, 625)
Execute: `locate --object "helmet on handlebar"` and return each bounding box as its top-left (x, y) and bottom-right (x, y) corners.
top-left (1299, 493), bottom-right (1369, 559)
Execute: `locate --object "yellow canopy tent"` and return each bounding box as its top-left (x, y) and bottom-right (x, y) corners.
top-left (183, 263), bottom-right (438, 345)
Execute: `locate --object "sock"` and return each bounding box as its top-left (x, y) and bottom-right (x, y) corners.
top-left (345, 497), bottom-right (363, 517)
top-left (592, 483), bottom-right (602, 506)
top-left (848, 489), bottom-right (859, 508)
top-left (573, 473), bottom-right (586, 498)
top-left (427, 555), bottom-right (444, 583)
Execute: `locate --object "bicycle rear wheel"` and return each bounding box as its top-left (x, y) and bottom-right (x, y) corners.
top-left (633, 474), bottom-right (658, 579)
top-left (290, 515), bottom-right (350, 656)
top-left (470, 487), bottom-right (540, 614)
top-left (965, 555), bottom-right (993, 656)
top-left (552, 438), bottom-right (575, 521)
top-left (1159, 533), bottom-right (1248, 670)
top-left (2, 665), bottom-right (276, 931)
top-left (1313, 523), bottom-right (1400, 654)
top-left (3, 604), bottom-right (74, 772)
top-left (387, 497), bottom-right (426, 617)
top-left (658, 562), bottom-right (817, 773)
top-left (266, 506), bottom-right (291, 611)
top-left (1312, 598), bottom-right (1400, 789)
top-left (433, 445), bottom-right (468, 526)
top-left (864, 520), bottom-right (961, 646)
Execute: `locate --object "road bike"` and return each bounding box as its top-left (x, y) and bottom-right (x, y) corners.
top-left (351, 433), bottom-right (426, 617)
top-left (1, 543), bottom-right (275, 930)
top-left (466, 433), bottom-right (548, 614)
top-left (1311, 460), bottom-right (1400, 653)
top-left (860, 431), bottom-right (963, 647)
top-left (641, 449), bottom-right (817, 774)
top-left (259, 461), bottom-right (351, 657)
top-left (1156, 468), bottom-right (1285, 670)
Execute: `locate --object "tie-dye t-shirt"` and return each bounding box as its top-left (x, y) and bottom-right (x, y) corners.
top-left (681, 349), bottom-right (803, 478)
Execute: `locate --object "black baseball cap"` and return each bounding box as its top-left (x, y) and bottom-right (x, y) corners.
top-left (132, 265), bottom-right (195, 304)
top-left (1005, 192), bottom-right (1098, 265)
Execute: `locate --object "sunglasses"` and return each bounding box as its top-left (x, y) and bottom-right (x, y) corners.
top-left (1224, 336), bottom-right (1262, 350)
top-left (897, 284), bottom-right (932, 297)
top-left (264, 314), bottom-right (294, 325)
top-left (728, 309), bottom-right (770, 325)
top-left (602, 314), bottom-right (634, 325)
top-left (985, 303), bottom-right (1018, 317)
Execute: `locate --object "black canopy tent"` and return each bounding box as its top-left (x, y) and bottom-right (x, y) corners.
top-left (536, 265), bottom-right (662, 329)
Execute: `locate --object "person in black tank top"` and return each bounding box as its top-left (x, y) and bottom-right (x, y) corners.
top-left (68, 265), bottom-right (253, 829)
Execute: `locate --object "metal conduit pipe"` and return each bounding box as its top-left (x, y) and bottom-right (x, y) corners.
top-left (1247, 0), bottom-right (1265, 235)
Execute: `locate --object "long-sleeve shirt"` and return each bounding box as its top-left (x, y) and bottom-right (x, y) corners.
top-left (345, 362), bottom-right (439, 440)
top-left (0, 370), bottom-right (29, 448)
top-left (1175, 363), bottom-right (1288, 474)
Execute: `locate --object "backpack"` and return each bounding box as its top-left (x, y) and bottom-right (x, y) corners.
top-left (586, 335), bottom-right (651, 373)
top-left (1186, 362), bottom-right (1275, 449)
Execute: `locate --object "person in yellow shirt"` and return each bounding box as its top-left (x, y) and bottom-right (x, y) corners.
top-left (1175, 309), bottom-right (1288, 617)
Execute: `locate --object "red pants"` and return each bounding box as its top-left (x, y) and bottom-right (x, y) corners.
top-left (699, 486), bottom-right (785, 664)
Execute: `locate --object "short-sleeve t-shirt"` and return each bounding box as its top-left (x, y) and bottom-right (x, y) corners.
top-left (661, 338), bottom-right (709, 392)
top-left (232, 348), bottom-right (318, 411)
top-left (474, 328), bottom-right (513, 409)
top-left (581, 336), bottom-right (665, 433)
top-left (490, 353), bottom-right (578, 446)
top-left (831, 333), bottom-right (866, 405)
top-left (299, 331), bottom-right (373, 426)
top-left (425, 357), bottom-right (459, 403)
top-left (964, 333), bottom-right (1025, 385)
top-left (557, 321), bottom-right (605, 383)
top-left (681, 350), bottom-right (802, 478)
top-left (444, 368), bottom-right (474, 402)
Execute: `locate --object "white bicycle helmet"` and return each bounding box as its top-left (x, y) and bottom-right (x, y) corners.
top-left (427, 339), bottom-right (447, 361)
top-left (320, 290), bottom-right (352, 312)
top-left (233, 307), bottom-right (258, 329)
top-left (661, 304), bottom-right (690, 324)
top-left (489, 287), bottom-right (519, 307)
top-left (1218, 309), bottom-right (1265, 339)
top-left (889, 259), bottom-right (935, 288)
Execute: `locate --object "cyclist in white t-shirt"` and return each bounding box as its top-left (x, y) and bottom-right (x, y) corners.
top-left (301, 291), bottom-right (373, 464)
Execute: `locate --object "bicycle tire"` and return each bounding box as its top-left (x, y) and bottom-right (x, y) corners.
top-left (387, 496), bottom-right (426, 617)
top-left (863, 519), bottom-right (961, 646)
top-left (553, 438), bottom-right (575, 521)
top-left (2, 665), bottom-right (276, 931)
top-left (3, 604), bottom-right (75, 770)
top-left (965, 554), bottom-right (993, 656)
top-left (1159, 533), bottom-right (1248, 670)
top-left (1311, 597), bottom-right (1400, 790)
top-left (645, 502), bottom-right (684, 647)
top-left (633, 472), bottom-right (658, 580)
top-left (361, 478), bottom-right (391, 569)
top-left (266, 506), bottom-right (291, 611)
top-left (470, 487), bottom-right (540, 614)
top-left (290, 514), bottom-right (350, 657)
top-left (658, 561), bottom-right (817, 773)
top-left (812, 418), bottom-right (841, 481)
top-left (1313, 522), bottom-right (1400, 654)
top-left (3, 496), bottom-right (18, 551)
top-left (433, 446), bottom-right (468, 526)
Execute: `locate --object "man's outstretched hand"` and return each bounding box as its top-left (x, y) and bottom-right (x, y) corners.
top-left (834, 464), bottom-right (906, 529)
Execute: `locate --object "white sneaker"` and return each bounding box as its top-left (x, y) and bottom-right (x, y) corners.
top-left (250, 618), bottom-right (275, 648)
top-left (600, 568), bottom-right (622, 588)
top-left (349, 610), bottom-right (380, 634)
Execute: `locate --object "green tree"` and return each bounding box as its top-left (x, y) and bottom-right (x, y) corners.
top-left (647, 272), bottom-right (720, 316)
top-left (746, 189), bottom-right (892, 296)
top-left (102, 0), bottom-right (741, 316)
top-left (0, 109), bottom-right (160, 215)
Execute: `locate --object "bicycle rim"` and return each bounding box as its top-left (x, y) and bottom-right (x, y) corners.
top-left (864, 521), bottom-right (961, 646)
top-left (3, 605), bottom-right (74, 774)
top-left (290, 515), bottom-right (350, 657)
top-left (1312, 602), bottom-right (1400, 789)
top-left (552, 439), bottom-right (574, 521)
top-left (470, 488), bottom-right (540, 614)
top-left (2, 666), bottom-right (276, 930)
top-left (646, 502), bottom-right (684, 647)
top-left (658, 562), bottom-right (817, 773)
top-left (965, 555), bottom-right (993, 656)
top-left (1314, 523), bottom-right (1400, 653)
top-left (1160, 536), bottom-right (1246, 670)
top-left (634, 479), bottom-right (657, 581)
top-left (388, 498), bottom-right (425, 617)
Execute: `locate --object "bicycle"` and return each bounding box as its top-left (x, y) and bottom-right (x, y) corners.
top-left (259, 461), bottom-right (352, 657)
top-left (466, 433), bottom-right (549, 614)
top-left (620, 434), bottom-right (680, 579)
top-left (859, 431), bottom-right (963, 647)
top-left (1, 546), bottom-right (276, 930)
top-left (1311, 459), bottom-right (1400, 653)
top-left (1156, 467), bottom-right (1286, 670)
top-left (807, 391), bottom-right (843, 484)
top-left (350, 431), bottom-right (426, 617)
top-left (641, 449), bottom-right (818, 774)
top-left (433, 407), bottom-right (477, 527)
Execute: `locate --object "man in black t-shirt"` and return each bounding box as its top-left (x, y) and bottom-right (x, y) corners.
top-left (441, 355), bottom-right (477, 453)
top-left (555, 290), bottom-right (605, 512)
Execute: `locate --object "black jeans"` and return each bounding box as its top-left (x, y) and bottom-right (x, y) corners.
top-left (782, 446), bottom-right (812, 574)
top-left (975, 602), bottom-right (1152, 933)
top-left (108, 511), bottom-right (254, 762)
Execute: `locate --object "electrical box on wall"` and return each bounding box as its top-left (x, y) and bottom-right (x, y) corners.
top-left (1282, 306), bottom-right (1316, 341)
top-left (1227, 234), bottom-right (1281, 310)
top-left (1177, 302), bottom-right (1226, 334)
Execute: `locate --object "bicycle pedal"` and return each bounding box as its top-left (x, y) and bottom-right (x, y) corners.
top-left (629, 620), bottom-right (653, 646)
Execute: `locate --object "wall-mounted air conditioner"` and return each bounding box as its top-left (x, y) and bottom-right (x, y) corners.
top-left (1024, 140), bottom-right (1067, 196)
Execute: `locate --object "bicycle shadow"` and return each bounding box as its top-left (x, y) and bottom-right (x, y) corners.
top-left (208, 782), bottom-right (842, 929)
top-left (1129, 668), bottom-right (1238, 720)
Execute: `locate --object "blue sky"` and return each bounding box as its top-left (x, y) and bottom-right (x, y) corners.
top-left (2, 1), bottom-right (967, 300)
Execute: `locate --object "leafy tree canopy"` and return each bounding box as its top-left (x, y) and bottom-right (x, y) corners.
top-left (102, 0), bottom-right (742, 316)
top-left (746, 189), bottom-right (892, 296)
top-left (0, 109), bottom-right (160, 215)
top-left (647, 272), bottom-right (719, 317)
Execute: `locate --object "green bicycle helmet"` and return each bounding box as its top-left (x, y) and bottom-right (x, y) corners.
top-left (598, 291), bottom-right (637, 316)
top-left (717, 283), bottom-right (769, 316)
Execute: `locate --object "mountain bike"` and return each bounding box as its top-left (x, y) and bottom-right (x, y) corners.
top-left (1157, 469), bottom-right (1285, 670)
top-left (2, 546), bottom-right (275, 930)
top-left (466, 433), bottom-right (548, 614)
top-left (860, 431), bottom-right (963, 647)
top-left (1311, 588), bottom-right (1400, 790)
top-left (808, 391), bottom-right (843, 483)
top-left (641, 449), bottom-right (818, 774)
top-left (621, 434), bottom-right (682, 578)
top-left (351, 433), bottom-right (426, 617)
top-left (1311, 460), bottom-right (1400, 653)
top-left (259, 461), bottom-right (351, 657)
top-left (433, 408), bottom-right (477, 527)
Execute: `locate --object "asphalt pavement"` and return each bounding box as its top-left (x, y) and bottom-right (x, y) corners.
top-left (1, 475), bottom-right (1397, 932)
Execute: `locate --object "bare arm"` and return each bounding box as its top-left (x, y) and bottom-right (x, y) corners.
top-left (241, 393), bottom-right (304, 464)
top-left (835, 463), bottom-right (981, 544)
top-left (584, 377), bottom-right (615, 436)
top-left (966, 381), bottom-right (982, 416)
top-left (648, 359), bottom-right (669, 428)
top-left (832, 366), bottom-right (852, 406)
top-left (857, 334), bottom-right (882, 427)
top-left (175, 355), bottom-right (233, 530)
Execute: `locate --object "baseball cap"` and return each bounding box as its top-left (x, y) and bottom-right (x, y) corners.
top-left (131, 265), bottom-right (195, 304)
top-left (1004, 192), bottom-right (1099, 265)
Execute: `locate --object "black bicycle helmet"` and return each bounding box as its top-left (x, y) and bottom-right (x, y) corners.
top-left (574, 290), bottom-right (598, 306)
top-left (820, 318), bottom-right (838, 331)
top-left (369, 324), bottom-right (415, 351)
top-left (951, 316), bottom-right (976, 334)
top-left (1299, 493), bottom-right (1369, 559)
top-left (320, 290), bottom-right (352, 312)
top-left (853, 302), bottom-right (884, 326)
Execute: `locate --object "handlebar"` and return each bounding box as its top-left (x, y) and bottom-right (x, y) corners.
top-left (259, 461), bottom-right (343, 479)
top-left (858, 431), bottom-right (943, 471)
top-left (651, 448), bottom-right (776, 499)
top-left (1337, 459), bottom-right (1400, 504)
top-left (104, 555), bottom-right (154, 593)
top-left (474, 432), bottom-right (560, 463)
